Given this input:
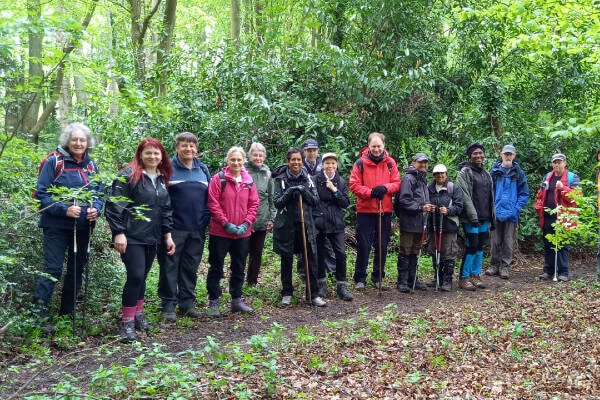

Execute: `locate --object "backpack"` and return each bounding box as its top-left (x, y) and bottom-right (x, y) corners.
top-left (32, 150), bottom-right (98, 201)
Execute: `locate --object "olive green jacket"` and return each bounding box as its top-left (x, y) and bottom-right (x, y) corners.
top-left (245, 161), bottom-right (276, 231)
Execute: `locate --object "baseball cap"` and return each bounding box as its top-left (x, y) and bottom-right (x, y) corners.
top-left (432, 164), bottom-right (447, 174)
top-left (413, 153), bottom-right (429, 162)
top-left (302, 139), bottom-right (319, 149)
top-left (501, 144), bottom-right (516, 154)
top-left (552, 153), bottom-right (566, 162)
top-left (321, 152), bottom-right (338, 162)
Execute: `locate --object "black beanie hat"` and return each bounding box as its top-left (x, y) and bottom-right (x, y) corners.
top-left (466, 143), bottom-right (485, 158)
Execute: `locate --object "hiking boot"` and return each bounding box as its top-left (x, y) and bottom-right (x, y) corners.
top-left (208, 299), bottom-right (221, 317)
top-left (134, 313), bottom-right (154, 332)
top-left (373, 281), bottom-right (389, 291)
top-left (397, 282), bottom-right (410, 293)
top-left (441, 281), bottom-right (452, 292)
top-left (317, 278), bottom-right (328, 298)
top-left (311, 296), bottom-right (327, 307)
top-left (499, 266), bottom-right (509, 279)
top-left (281, 295), bottom-right (292, 306)
top-left (231, 298), bottom-right (253, 314)
top-left (182, 308), bottom-right (203, 318)
top-left (426, 278), bottom-right (437, 288)
top-left (336, 281), bottom-right (353, 301)
top-left (397, 254), bottom-right (410, 293)
top-left (441, 259), bottom-right (454, 292)
top-left (354, 282), bottom-right (366, 291)
top-left (161, 311), bottom-right (177, 322)
top-left (470, 274), bottom-right (487, 289)
top-left (458, 278), bottom-right (476, 291)
top-left (407, 254), bottom-right (427, 291)
top-left (39, 321), bottom-right (57, 335)
top-left (412, 280), bottom-right (428, 291)
top-left (558, 275), bottom-right (569, 282)
top-left (539, 272), bottom-right (551, 280)
top-left (485, 265), bottom-right (499, 276)
top-left (119, 320), bottom-right (138, 343)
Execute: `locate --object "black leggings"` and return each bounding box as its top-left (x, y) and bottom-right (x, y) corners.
top-left (121, 243), bottom-right (157, 307)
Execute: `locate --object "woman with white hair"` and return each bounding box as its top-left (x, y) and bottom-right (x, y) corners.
top-left (206, 146), bottom-right (259, 317)
top-left (32, 122), bottom-right (103, 334)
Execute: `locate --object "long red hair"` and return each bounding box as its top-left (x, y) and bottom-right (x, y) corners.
top-left (126, 138), bottom-right (172, 184)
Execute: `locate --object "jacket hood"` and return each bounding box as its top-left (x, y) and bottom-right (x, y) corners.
top-left (359, 147), bottom-right (391, 165)
top-left (404, 165), bottom-right (427, 183)
top-left (459, 161), bottom-right (483, 172)
top-left (490, 160), bottom-right (521, 175)
top-left (172, 154), bottom-right (203, 169)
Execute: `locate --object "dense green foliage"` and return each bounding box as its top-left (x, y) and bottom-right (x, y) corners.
top-left (0, 0), bottom-right (599, 345)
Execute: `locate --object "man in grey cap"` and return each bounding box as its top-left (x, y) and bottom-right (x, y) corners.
top-left (487, 145), bottom-right (530, 279)
top-left (393, 153), bottom-right (435, 292)
top-left (533, 153), bottom-right (580, 282)
top-left (302, 139), bottom-right (322, 176)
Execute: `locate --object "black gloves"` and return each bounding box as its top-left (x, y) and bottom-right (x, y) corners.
top-left (370, 185), bottom-right (387, 200)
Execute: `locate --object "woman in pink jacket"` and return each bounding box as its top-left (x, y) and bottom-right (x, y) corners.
top-left (206, 146), bottom-right (259, 317)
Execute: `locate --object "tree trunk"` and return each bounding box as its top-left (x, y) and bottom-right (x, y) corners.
top-left (58, 73), bottom-right (73, 129)
top-left (231, 0), bottom-right (240, 44)
top-left (130, 0), bottom-right (163, 81)
top-left (106, 10), bottom-right (118, 117)
top-left (158, 0), bottom-right (177, 96)
top-left (24, 0), bottom-right (44, 142)
top-left (73, 76), bottom-right (88, 115)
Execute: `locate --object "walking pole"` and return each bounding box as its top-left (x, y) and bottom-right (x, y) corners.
top-left (433, 213), bottom-right (440, 292)
top-left (377, 199), bottom-right (383, 297)
top-left (413, 211), bottom-right (428, 292)
top-left (81, 201), bottom-right (93, 336)
top-left (298, 193), bottom-right (313, 306)
top-left (553, 242), bottom-right (558, 282)
top-left (72, 199), bottom-right (78, 337)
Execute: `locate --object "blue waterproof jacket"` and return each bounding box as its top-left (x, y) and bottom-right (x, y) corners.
top-left (36, 146), bottom-right (104, 230)
top-left (489, 161), bottom-right (529, 222)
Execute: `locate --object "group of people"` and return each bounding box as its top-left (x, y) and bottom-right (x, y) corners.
top-left (32, 123), bottom-right (582, 343)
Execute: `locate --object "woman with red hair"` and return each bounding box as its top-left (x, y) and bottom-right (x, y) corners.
top-left (106, 138), bottom-right (175, 342)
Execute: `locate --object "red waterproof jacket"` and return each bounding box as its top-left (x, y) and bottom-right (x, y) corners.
top-left (533, 170), bottom-right (580, 229)
top-left (208, 167), bottom-right (259, 238)
top-left (349, 147), bottom-right (401, 213)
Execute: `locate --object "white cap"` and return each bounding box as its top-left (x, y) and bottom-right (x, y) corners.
top-left (321, 152), bottom-right (338, 162)
top-left (432, 164), bottom-right (447, 174)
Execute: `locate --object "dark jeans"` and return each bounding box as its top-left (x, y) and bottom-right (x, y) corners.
top-left (121, 243), bottom-right (157, 307)
top-left (316, 231), bottom-right (347, 281)
top-left (157, 229), bottom-right (206, 312)
top-left (33, 227), bottom-right (91, 316)
top-left (542, 227), bottom-right (570, 277)
top-left (296, 238), bottom-right (336, 275)
top-left (206, 235), bottom-right (249, 300)
top-left (246, 230), bottom-right (267, 285)
top-left (354, 212), bottom-right (392, 284)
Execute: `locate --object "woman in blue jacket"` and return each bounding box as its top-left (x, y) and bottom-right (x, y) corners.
top-left (33, 122), bottom-right (104, 334)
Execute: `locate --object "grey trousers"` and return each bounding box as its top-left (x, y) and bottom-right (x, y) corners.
top-left (490, 221), bottom-right (517, 270)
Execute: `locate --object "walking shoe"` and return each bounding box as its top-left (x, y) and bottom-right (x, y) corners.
top-left (426, 278), bottom-right (437, 288)
top-left (134, 313), bottom-right (154, 332)
top-left (161, 311), bottom-right (177, 322)
top-left (231, 298), bottom-right (253, 314)
top-left (182, 308), bottom-right (203, 318)
top-left (440, 281), bottom-right (452, 292)
top-left (208, 299), bottom-right (221, 317)
top-left (470, 274), bottom-right (487, 289)
top-left (458, 278), bottom-right (476, 291)
top-left (485, 266), bottom-right (499, 276)
top-left (317, 278), bottom-right (328, 298)
top-left (336, 282), bottom-right (354, 301)
top-left (373, 281), bottom-right (389, 291)
top-left (354, 282), bottom-right (366, 291)
top-left (558, 275), bottom-right (569, 282)
top-left (281, 296), bottom-right (292, 306)
top-left (38, 321), bottom-right (57, 335)
top-left (119, 320), bottom-right (138, 343)
top-left (538, 272), bottom-right (550, 280)
top-left (499, 267), bottom-right (509, 279)
top-left (311, 296), bottom-right (327, 307)
top-left (412, 280), bottom-right (428, 291)
top-left (397, 281), bottom-right (410, 293)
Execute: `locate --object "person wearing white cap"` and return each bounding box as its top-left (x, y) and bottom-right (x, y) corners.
top-left (313, 152), bottom-right (353, 300)
top-left (425, 164), bottom-right (463, 291)
top-left (487, 145), bottom-right (529, 280)
top-left (533, 153), bottom-right (580, 282)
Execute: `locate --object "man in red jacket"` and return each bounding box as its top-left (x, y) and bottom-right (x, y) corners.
top-left (349, 132), bottom-right (401, 290)
top-left (533, 153), bottom-right (580, 282)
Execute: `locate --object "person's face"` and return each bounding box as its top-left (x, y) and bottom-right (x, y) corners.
top-left (413, 160), bottom-right (428, 172)
top-left (553, 159), bottom-right (566, 176)
top-left (470, 149), bottom-right (485, 165)
top-left (227, 151), bottom-right (244, 174)
top-left (288, 153), bottom-right (303, 174)
top-left (368, 137), bottom-right (385, 157)
top-left (500, 151), bottom-right (515, 164)
top-left (323, 158), bottom-right (338, 175)
top-left (251, 150), bottom-right (265, 167)
top-left (175, 140), bottom-right (198, 163)
top-left (433, 172), bottom-right (447, 185)
top-left (304, 148), bottom-right (318, 163)
top-left (141, 146), bottom-right (162, 170)
top-left (68, 131), bottom-right (88, 159)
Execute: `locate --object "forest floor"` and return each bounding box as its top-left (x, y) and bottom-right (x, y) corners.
top-left (2, 247), bottom-right (600, 399)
